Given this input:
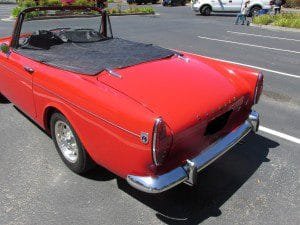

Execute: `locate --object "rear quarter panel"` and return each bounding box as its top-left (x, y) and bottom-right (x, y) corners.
top-left (21, 58), bottom-right (157, 178)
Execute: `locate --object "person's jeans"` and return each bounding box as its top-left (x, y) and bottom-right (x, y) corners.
top-left (235, 13), bottom-right (246, 25)
top-left (274, 6), bottom-right (281, 14)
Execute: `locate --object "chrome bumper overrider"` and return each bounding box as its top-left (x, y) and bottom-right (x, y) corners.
top-left (127, 110), bottom-right (259, 193)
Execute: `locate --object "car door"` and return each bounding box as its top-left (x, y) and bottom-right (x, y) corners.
top-left (0, 50), bottom-right (36, 118)
top-left (228, 0), bottom-right (244, 12)
top-left (211, 0), bottom-right (226, 11)
top-left (212, 0), bottom-right (232, 11)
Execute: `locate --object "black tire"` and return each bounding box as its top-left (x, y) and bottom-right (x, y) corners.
top-left (181, 0), bottom-right (186, 6)
top-left (201, 5), bottom-right (212, 16)
top-left (50, 112), bottom-right (95, 174)
top-left (249, 5), bottom-right (261, 17)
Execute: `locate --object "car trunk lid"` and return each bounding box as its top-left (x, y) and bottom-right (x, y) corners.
top-left (98, 54), bottom-right (250, 132)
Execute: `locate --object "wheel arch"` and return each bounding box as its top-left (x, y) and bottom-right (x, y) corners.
top-left (248, 4), bottom-right (263, 16)
top-left (200, 4), bottom-right (212, 12)
top-left (42, 103), bottom-right (82, 139)
top-left (249, 4), bottom-right (263, 12)
top-left (42, 103), bottom-right (78, 138)
top-left (43, 106), bottom-right (65, 135)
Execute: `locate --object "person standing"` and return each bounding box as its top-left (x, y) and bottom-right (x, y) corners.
top-left (235, 0), bottom-right (250, 25)
top-left (274, 0), bottom-right (286, 14)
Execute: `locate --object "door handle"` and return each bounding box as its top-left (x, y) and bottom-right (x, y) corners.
top-left (229, 0), bottom-right (232, 2)
top-left (24, 66), bottom-right (34, 74)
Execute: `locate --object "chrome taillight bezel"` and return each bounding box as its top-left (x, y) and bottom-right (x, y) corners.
top-left (152, 118), bottom-right (173, 166)
top-left (152, 118), bottom-right (162, 166)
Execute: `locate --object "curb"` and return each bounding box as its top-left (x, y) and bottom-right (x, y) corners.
top-left (109, 12), bottom-right (156, 16)
top-left (250, 23), bottom-right (300, 33)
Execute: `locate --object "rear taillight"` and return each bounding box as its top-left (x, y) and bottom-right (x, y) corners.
top-left (254, 72), bottom-right (264, 104)
top-left (152, 118), bottom-right (173, 166)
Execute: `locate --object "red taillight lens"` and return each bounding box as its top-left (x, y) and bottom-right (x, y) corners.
top-left (254, 72), bottom-right (264, 104)
top-left (152, 118), bottom-right (173, 166)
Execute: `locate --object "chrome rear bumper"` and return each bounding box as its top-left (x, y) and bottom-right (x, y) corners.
top-left (127, 110), bottom-right (259, 193)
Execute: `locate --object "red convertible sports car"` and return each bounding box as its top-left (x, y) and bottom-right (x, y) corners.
top-left (0, 6), bottom-right (263, 193)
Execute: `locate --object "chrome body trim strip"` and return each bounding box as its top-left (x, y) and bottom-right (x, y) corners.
top-left (0, 60), bottom-right (140, 137)
top-left (0, 63), bottom-right (32, 83)
top-left (127, 110), bottom-right (259, 193)
top-left (0, 61), bottom-right (140, 138)
top-left (33, 82), bottom-right (141, 137)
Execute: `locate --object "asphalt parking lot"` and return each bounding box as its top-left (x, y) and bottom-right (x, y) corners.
top-left (0, 3), bottom-right (299, 225)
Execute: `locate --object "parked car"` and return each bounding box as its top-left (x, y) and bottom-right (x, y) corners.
top-left (191, 0), bottom-right (272, 16)
top-left (162, 0), bottom-right (187, 6)
top-left (0, 6), bottom-right (263, 193)
top-left (127, 0), bottom-right (159, 4)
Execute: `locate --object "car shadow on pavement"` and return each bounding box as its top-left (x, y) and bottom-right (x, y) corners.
top-left (196, 13), bottom-right (237, 17)
top-left (117, 132), bottom-right (279, 224)
top-left (84, 166), bottom-right (116, 181)
top-left (0, 95), bottom-right (10, 104)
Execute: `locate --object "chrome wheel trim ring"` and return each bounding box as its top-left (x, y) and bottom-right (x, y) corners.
top-left (54, 120), bottom-right (79, 163)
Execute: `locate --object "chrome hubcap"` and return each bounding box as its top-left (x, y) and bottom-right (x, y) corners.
top-left (54, 121), bottom-right (79, 163)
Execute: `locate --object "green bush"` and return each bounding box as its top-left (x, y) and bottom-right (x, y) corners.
top-left (12, 0), bottom-right (37, 18)
top-left (252, 14), bottom-right (273, 25)
top-left (139, 6), bottom-right (154, 14)
top-left (11, 6), bottom-right (24, 18)
top-left (20, 0), bottom-right (37, 7)
top-left (253, 13), bottom-right (300, 29)
top-left (42, 0), bottom-right (63, 6)
top-left (121, 6), bottom-right (155, 14)
top-left (71, 0), bottom-right (94, 6)
top-left (273, 18), bottom-right (290, 27)
top-left (108, 7), bottom-right (119, 14)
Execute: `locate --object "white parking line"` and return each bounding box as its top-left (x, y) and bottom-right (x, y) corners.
top-left (259, 126), bottom-right (300, 144)
top-left (197, 36), bottom-right (300, 54)
top-left (227, 31), bottom-right (300, 42)
top-left (196, 54), bottom-right (300, 79)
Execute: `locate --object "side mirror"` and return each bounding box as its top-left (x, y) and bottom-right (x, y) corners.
top-left (0, 43), bottom-right (10, 54)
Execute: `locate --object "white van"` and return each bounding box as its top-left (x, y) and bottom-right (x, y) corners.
top-left (191, 0), bottom-right (272, 16)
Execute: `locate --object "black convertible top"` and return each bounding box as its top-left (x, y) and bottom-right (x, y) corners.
top-left (17, 38), bottom-right (176, 75)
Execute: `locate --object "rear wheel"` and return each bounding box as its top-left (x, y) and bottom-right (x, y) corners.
top-left (50, 112), bottom-right (94, 174)
top-left (201, 5), bottom-right (212, 16)
top-left (181, 0), bottom-right (186, 6)
top-left (249, 5), bottom-right (261, 17)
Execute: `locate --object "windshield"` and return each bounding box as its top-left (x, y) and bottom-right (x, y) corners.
top-left (16, 8), bottom-right (112, 49)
